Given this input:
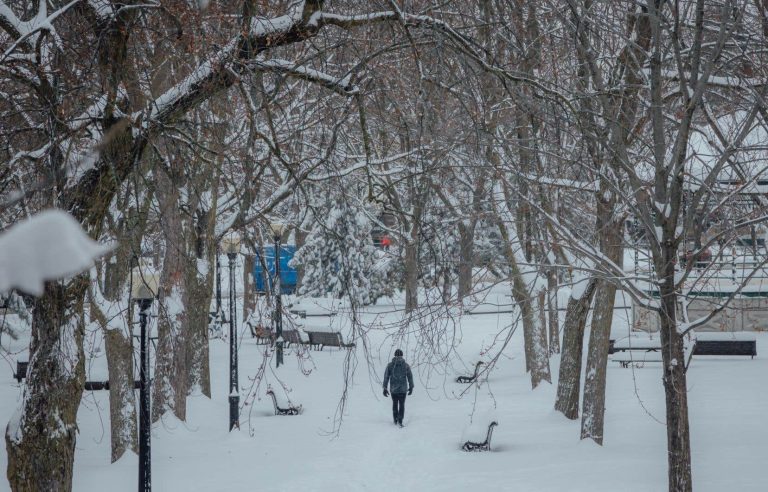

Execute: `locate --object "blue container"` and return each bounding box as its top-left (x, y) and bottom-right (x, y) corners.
top-left (253, 245), bottom-right (297, 294)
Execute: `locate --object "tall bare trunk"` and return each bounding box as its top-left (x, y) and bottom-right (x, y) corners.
top-left (457, 223), bottom-right (474, 300)
top-left (580, 211), bottom-right (623, 443)
top-left (243, 254), bottom-right (255, 321)
top-left (555, 278), bottom-right (597, 419)
top-left (6, 281), bottom-right (86, 492)
top-left (524, 286), bottom-right (551, 389)
top-left (91, 277), bottom-right (138, 463)
top-left (546, 269), bottom-right (560, 354)
top-left (152, 170), bottom-right (187, 421)
top-left (104, 326), bottom-right (138, 460)
top-left (184, 262), bottom-right (212, 398)
top-left (659, 253), bottom-right (692, 491)
top-left (404, 240), bottom-right (419, 312)
top-left (580, 279), bottom-right (616, 443)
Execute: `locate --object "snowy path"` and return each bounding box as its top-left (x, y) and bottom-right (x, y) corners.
top-left (2, 305), bottom-right (767, 491)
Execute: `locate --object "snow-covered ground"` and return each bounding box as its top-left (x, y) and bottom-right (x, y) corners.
top-left (1, 287), bottom-right (767, 491)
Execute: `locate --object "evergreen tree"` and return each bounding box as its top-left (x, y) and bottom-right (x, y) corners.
top-left (292, 199), bottom-right (388, 306)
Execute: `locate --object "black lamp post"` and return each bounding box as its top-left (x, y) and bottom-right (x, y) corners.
top-left (222, 232), bottom-right (241, 431)
top-left (131, 267), bottom-right (159, 492)
top-left (214, 246), bottom-right (226, 334)
top-left (270, 222), bottom-right (287, 367)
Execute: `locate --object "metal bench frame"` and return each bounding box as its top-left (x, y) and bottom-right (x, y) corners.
top-left (266, 389), bottom-right (302, 416)
top-left (456, 361), bottom-right (485, 383)
top-left (462, 422), bottom-right (498, 452)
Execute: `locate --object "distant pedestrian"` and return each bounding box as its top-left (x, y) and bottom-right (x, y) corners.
top-left (382, 349), bottom-right (414, 427)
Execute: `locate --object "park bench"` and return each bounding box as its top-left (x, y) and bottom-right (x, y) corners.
top-left (281, 328), bottom-right (308, 348)
top-left (611, 351), bottom-right (663, 368)
top-left (250, 324), bottom-right (274, 345)
top-left (14, 360), bottom-right (140, 389)
top-left (305, 331), bottom-right (355, 350)
top-left (609, 338), bottom-right (661, 354)
top-left (610, 338), bottom-right (661, 368)
top-left (456, 361), bottom-right (485, 383)
top-left (692, 333), bottom-right (756, 359)
top-left (462, 421), bottom-right (498, 452)
top-left (266, 389), bottom-right (302, 415)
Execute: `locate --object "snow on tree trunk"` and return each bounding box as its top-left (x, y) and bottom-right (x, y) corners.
top-left (6, 281), bottom-right (86, 492)
top-left (104, 325), bottom-right (138, 461)
top-left (184, 261), bottom-right (212, 398)
top-left (531, 287), bottom-right (552, 388)
top-left (494, 215), bottom-right (550, 385)
top-left (243, 254), bottom-right (255, 321)
top-left (96, 199), bottom-right (145, 462)
top-left (580, 278), bottom-right (618, 443)
top-left (153, 282), bottom-right (187, 422)
top-left (153, 171), bottom-right (187, 421)
top-left (90, 274), bottom-right (138, 463)
top-left (555, 278), bottom-right (596, 420)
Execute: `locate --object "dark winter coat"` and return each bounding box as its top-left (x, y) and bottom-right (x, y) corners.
top-left (383, 356), bottom-right (414, 395)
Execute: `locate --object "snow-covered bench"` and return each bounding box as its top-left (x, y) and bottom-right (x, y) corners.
top-left (610, 338), bottom-right (661, 354)
top-left (611, 351), bottom-right (663, 368)
top-left (305, 331), bottom-right (355, 350)
top-left (249, 324), bottom-right (274, 345)
top-left (266, 388), bottom-right (302, 416)
top-left (14, 359), bottom-right (140, 389)
top-left (281, 328), bottom-right (309, 348)
top-left (462, 421), bottom-right (498, 452)
top-left (456, 361), bottom-right (484, 383)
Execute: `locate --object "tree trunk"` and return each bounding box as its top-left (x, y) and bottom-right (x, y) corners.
top-left (184, 262), bottom-right (212, 398)
top-left (243, 254), bottom-right (255, 321)
top-left (442, 269), bottom-right (452, 303)
top-left (546, 269), bottom-right (560, 354)
top-left (580, 194), bottom-right (623, 443)
top-left (659, 256), bottom-right (692, 491)
top-left (91, 278), bottom-right (138, 463)
top-left (555, 278), bottom-right (597, 420)
top-left (294, 227), bottom-right (308, 292)
top-left (152, 170), bottom-right (187, 421)
top-left (580, 279), bottom-right (617, 443)
top-left (97, 200), bottom-right (145, 462)
top-left (103, 325), bottom-right (138, 461)
top-left (522, 286), bottom-right (551, 389)
top-left (6, 281), bottom-right (86, 492)
top-left (404, 240), bottom-right (419, 312)
top-left (457, 222), bottom-right (474, 301)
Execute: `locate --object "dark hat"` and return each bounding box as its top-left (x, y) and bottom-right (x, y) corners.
top-left (394, 349), bottom-right (403, 357)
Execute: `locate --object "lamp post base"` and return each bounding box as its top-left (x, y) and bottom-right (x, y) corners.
top-left (276, 341), bottom-right (284, 367)
top-left (229, 395), bottom-right (240, 431)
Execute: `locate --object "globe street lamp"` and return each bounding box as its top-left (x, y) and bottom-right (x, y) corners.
top-left (222, 232), bottom-right (241, 431)
top-left (270, 222), bottom-right (288, 368)
top-left (130, 266), bottom-right (159, 492)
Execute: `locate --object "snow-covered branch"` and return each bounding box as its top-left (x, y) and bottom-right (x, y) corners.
top-left (248, 58), bottom-right (358, 96)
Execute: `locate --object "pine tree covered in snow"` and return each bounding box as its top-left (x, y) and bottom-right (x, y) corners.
top-left (291, 199), bottom-right (388, 306)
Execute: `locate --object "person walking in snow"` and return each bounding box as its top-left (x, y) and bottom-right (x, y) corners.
top-left (382, 349), bottom-right (414, 427)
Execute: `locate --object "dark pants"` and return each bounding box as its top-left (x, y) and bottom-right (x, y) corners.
top-left (391, 393), bottom-right (406, 423)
